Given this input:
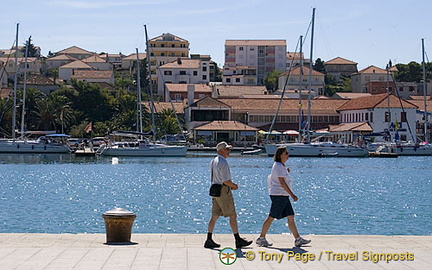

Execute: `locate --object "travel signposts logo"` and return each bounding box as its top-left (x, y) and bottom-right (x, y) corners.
top-left (219, 247), bottom-right (237, 265)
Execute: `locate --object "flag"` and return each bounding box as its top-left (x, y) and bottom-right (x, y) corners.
top-left (395, 119), bottom-right (399, 130)
top-left (301, 110), bottom-right (309, 130)
top-left (85, 122), bottom-right (92, 133)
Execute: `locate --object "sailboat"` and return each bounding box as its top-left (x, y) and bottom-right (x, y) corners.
top-left (98, 25), bottom-right (187, 157)
top-left (372, 39), bottom-right (432, 156)
top-left (264, 9), bottom-right (368, 157)
top-left (0, 24), bottom-right (71, 154)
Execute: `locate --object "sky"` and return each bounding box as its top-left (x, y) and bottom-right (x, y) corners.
top-left (2, 0), bottom-right (432, 70)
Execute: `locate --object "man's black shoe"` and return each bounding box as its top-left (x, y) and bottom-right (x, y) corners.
top-left (204, 239), bottom-right (221, 249)
top-left (235, 237), bottom-right (252, 248)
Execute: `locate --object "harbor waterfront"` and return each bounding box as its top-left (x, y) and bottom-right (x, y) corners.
top-left (0, 153), bottom-right (430, 236)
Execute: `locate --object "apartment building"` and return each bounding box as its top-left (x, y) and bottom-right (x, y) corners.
top-left (223, 40), bottom-right (287, 85)
top-left (147, 33), bottom-right (189, 96)
top-left (157, 58), bottom-right (210, 101)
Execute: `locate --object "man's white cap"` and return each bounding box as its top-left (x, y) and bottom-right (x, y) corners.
top-left (216, 141), bottom-right (233, 151)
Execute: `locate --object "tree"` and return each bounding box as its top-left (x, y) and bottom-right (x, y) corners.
top-left (157, 108), bottom-right (181, 135)
top-left (313, 58), bottom-right (326, 73)
top-left (21, 37), bottom-right (38, 58)
top-left (263, 70), bottom-right (283, 92)
top-left (213, 64), bottom-right (222, 82)
top-left (394, 62), bottom-right (422, 82)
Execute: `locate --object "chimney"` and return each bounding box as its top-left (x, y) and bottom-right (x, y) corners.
top-left (187, 84), bottom-right (195, 105)
top-left (177, 58), bottom-right (182, 65)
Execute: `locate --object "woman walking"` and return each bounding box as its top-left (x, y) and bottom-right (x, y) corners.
top-left (256, 146), bottom-right (311, 247)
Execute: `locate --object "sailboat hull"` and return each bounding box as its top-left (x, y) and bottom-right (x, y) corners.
top-left (265, 142), bottom-right (369, 157)
top-left (98, 144), bottom-right (187, 157)
top-left (0, 141), bottom-right (71, 153)
top-left (368, 143), bottom-right (432, 156)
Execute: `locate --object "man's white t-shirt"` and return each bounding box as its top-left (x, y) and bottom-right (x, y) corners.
top-left (268, 162), bottom-right (293, 196)
top-left (210, 155), bottom-right (231, 185)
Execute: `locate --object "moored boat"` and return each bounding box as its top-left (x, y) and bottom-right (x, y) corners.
top-left (265, 142), bottom-right (369, 157)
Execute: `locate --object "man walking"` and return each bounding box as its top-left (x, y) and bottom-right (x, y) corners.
top-left (204, 141), bottom-right (252, 249)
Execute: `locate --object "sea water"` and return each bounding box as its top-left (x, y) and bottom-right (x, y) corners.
top-left (0, 153), bottom-right (430, 235)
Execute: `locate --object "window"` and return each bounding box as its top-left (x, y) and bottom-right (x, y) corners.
top-left (171, 44), bottom-right (175, 47)
top-left (175, 94), bottom-right (182, 100)
top-left (161, 53), bottom-right (165, 56)
top-left (226, 78), bottom-right (231, 83)
top-left (236, 78), bottom-right (240, 82)
top-left (401, 112), bottom-right (407, 122)
top-left (180, 71), bottom-right (186, 75)
top-left (164, 71), bottom-right (172, 75)
top-left (370, 112), bottom-right (373, 122)
top-left (193, 71), bottom-right (198, 76)
top-left (161, 44), bottom-right (165, 47)
top-left (203, 75), bottom-right (207, 80)
top-left (365, 113), bottom-right (369, 121)
top-left (239, 47), bottom-right (244, 51)
top-left (202, 67), bottom-right (207, 72)
top-left (399, 87), bottom-right (404, 92)
top-left (385, 112), bottom-right (391, 122)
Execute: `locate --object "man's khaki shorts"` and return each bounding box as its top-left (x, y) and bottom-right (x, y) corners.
top-left (211, 185), bottom-right (236, 217)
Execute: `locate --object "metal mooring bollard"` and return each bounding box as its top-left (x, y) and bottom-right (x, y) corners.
top-left (102, 208), bottom-right (136, 243)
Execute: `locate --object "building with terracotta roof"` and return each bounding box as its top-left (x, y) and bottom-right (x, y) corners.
top-left (337, 93), bottom-right (418, 142)
top-left (121, 53), bottom-right (146, 72)
top-left (58, 60), bottom-right (93, 82)
top-left (324, 57), bottom-right (358, 80)
top-left (17, 74), bottom-right (59, 95)
top-left (277, 66), bottom-right (325, 96)
top-left (0, 57), bottom-right (42, 79)
top-left (99, 53), bottom-right (126, 69)
top-left (70, 70), bottom-right (114, 84)
top-left (148, 33), bottom-right (190, 94)
top-left (223, 39), bottom-right (287, 86)
top-left (286, 52), bottom-right (310, 70)
top-left (185, 96), bottom-right (346, 135)
top-left (351, 65), bottom-right (394, 94)
top-left (45, 54), bottom-right (78, 69)
top-left (164, 83), bottom-right (212, 103)
top-left (158, 58), bottom-right (210, 99)
top-left (55, 46), bottom-right (93, 60)
top-left (212, 85), bottom-right (267, 98)
top-left (82, 54), bottom-right (112, 71)
top-left (193, 120), bottom-right (259, 146)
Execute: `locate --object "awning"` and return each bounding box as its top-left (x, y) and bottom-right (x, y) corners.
top-left (261, 131), bottom-right (281, 135)
top-left (283, 130), bottom-right (299, 135)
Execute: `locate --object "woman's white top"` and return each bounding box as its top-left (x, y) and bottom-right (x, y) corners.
top-left (268, 161), bottom-right (293, 196)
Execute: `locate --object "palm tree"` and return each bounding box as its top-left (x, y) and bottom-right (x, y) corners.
top-left (35, 94), bottom-right (73, 131)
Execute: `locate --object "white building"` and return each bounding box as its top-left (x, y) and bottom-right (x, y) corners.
top-left (337, 93), bottom-right (418, 142)
top-left (158, 58), bottom-right (210, 101)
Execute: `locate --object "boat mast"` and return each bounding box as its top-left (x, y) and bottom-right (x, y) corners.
top-left (422, 38), bottom-right (428, 142)
top-left (20, 36), bottom-right (30, 140)
top-left (298, 35), bottom-right (303, 142)
top-left (306, 8), bottom-right (315, 143)
top-left (386, 62), bottom-right (391, 137)
top-left (135, 48), bottom-right (143, 136)
top-left (144, 25), bottom-right (156, 142)
top-left (12, 23), bottom-right (19, 140)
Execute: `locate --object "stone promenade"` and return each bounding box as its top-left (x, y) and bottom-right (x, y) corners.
top-left (0, 234), bottom-right (430, 269)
